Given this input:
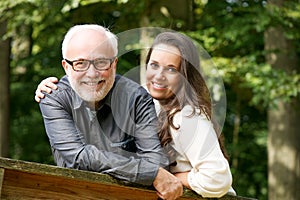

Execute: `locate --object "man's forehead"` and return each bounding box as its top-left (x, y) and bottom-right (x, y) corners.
top-left (71, 29), bottom-right (106, 42)
top-left (66, 43), bottom-right (114, 59)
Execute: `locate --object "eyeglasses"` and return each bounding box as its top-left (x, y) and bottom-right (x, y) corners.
top-left (147, 62), bottom-right (179, 75)
top-left (64, 57), bottom-right (116, 72)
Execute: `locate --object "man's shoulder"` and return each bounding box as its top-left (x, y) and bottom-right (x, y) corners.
top-left (108, 74), bottom-right (151, 109)
top-left (113, 74), bottom-right (148, 96)
top-left (56, 75), bottom-right (71, 89)
top-left (114, 74), bottom-right (139, 87)
top-left (50, 75), bottom-right (72, 94)
top-left (41, 75), bottom-right (75, 102)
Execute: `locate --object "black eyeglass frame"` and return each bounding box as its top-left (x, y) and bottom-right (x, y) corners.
top-left (64, 57), bottom-right (116, 72)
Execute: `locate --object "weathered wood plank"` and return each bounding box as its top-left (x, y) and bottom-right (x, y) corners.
top-left (0, 168), bottom-right (5, 197)
top-left (1, 169), bottom-right (160, 200)
top-left (0, 157), bottom-right (121, 186)
top-left (0, 157), bottom-right (256, 200)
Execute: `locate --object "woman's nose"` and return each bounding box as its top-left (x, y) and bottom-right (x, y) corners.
top-left (153, 67), bottom-right (166, 80)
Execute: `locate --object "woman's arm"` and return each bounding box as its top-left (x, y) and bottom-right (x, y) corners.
top-left (174, 172), bottom-right (190, 189)
top-left (173, 107), bottom-right (232, 198)
top-left (35, 77), bottom-right (58, 102)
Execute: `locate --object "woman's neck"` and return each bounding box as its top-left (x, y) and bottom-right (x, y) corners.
top-left (158, 97), bottom-right (181, 111)
top-left (158, 99), bottom-right (169, 108)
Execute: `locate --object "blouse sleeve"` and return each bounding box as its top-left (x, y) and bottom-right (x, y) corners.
top-left (174, 106), bottom-right (232, 198)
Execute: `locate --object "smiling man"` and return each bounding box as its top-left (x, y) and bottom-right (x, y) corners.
top-left (38, 24), bottom-right (182, 200)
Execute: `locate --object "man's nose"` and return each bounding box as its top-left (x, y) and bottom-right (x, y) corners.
top-left (85, 63), bottom-right (99, 77)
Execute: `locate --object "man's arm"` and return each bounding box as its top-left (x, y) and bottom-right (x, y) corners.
top-left (39, 87), bottom-right (159, 185)
top-left (131, 85), bottom-right (183, 199)
top-left (39, 76), bottom-right (183, 199)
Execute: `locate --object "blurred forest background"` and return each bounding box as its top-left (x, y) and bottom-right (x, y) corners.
top-left (0, 0), bottom-right (300, 200)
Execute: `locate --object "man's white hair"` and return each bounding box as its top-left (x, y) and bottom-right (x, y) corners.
top-left (61, 24), bottom-right (118, 58)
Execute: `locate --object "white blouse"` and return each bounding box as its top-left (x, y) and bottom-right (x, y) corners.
top-left (156, 103), bottom-right (235, 198)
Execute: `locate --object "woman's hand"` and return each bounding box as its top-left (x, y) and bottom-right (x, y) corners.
top-left (35, 77), bottom-right (58, 102)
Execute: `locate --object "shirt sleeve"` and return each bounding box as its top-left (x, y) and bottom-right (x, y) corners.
top-left (39, 86), bottom-right (166, 186)
top-left (174, 106), bottom-right (232, 197)
top-left (132, 87), bottom-right (170, 183)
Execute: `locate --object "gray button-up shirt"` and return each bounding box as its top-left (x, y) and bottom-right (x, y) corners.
top-left (39, 74), bottom-right (168, 185)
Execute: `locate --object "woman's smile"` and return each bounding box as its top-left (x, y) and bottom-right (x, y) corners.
top-left (152, 81), bottom-right (168, 89)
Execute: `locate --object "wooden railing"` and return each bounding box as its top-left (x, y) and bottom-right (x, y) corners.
top-left (0, 157), bottom-right (257, 200)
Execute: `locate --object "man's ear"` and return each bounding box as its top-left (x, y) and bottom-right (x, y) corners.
top-left (61, 59), bottom-right (69, 75)
top-left (112, 57), bottom-right (118, 70)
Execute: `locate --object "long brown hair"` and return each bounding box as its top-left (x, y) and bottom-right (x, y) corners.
top-left (145, 32), bottom-right (229, 160)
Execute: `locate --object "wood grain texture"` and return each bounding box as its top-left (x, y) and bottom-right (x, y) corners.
top-left (0, 157), bottom-right (256, 200)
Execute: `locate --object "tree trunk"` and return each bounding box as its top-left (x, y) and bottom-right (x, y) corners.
top-left (139, 15), bottom-right (150, 85)
top-left (232, 98), bottom-right (241, 184)
top-left (0, 20), bottom-right (10, 157)
top-left (265, 1), bottom-right (300, 199)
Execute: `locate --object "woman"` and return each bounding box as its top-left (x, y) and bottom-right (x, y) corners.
top-left (35, 31), bottom-right (235, 198)
top-left (145, 32), bottom-right (235, 197)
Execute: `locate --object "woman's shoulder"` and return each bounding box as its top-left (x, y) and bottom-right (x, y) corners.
top-left (175, 105), bottom-right (207, 119)
top-left (181, 105), bottom-right (194, 115)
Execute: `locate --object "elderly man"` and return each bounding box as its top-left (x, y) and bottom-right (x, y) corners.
top-left (38, 24), bottom-right (182, 200)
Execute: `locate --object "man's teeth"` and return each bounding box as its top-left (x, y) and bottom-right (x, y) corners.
top-left (87, 83), bottom-right (97, 86)
top-left (85, 81), bottom-right (102, 86)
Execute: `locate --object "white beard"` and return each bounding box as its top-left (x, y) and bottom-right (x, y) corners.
top-left (69, 70), bottom-right (115, 105)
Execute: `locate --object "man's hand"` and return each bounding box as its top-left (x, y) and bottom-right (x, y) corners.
top-left (174, 172), bottom-right (190, 189)
top-left (153, 167), bottom-right (183, 200)
top-left (35, 77), bottom-right (58, 102)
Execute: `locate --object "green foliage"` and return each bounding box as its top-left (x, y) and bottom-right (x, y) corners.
top-left (189, 1), bottom-right (299, 199)
top-left (1, 0), bottom-right (71, 164)
top-left (212, 56), bottom-right (300, 108)
top-left (224, 88), bottom-right (268, 200)
top-left (9, 78), bottom-right (54, 164)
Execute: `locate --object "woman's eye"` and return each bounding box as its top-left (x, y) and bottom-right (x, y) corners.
top-left (166, 67), bottom-right (178, 73)
top-left (150, 63), bottom-right (159, 69)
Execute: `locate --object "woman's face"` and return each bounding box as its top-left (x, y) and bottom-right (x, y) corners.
top-left (146, 44), bottom-right (182, 101)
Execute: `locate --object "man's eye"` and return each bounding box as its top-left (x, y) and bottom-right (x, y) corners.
top-left (95, 60), bottom-right (108, 65)
top-left (74, 61), bottom-right (84, 66)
